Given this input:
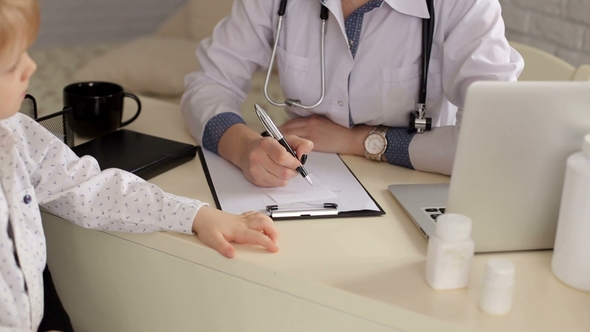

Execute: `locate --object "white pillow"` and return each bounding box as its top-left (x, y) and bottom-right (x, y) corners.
top-left (72, 37), bottom-right (199, 97)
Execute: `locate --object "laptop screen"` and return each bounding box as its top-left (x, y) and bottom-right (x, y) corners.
top-left (390, 81), bottom-right (590, 253)
top-left (446, 81), bottom-right (590, 252)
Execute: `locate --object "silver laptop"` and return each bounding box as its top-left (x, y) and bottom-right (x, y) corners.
top-left (389, 81), bottom-right (590, 253)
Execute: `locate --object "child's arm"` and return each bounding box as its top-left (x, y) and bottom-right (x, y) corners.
top-left (192, 206), bottom-right (279, 258)
top-left (12, 114), bottom-right (279, 257)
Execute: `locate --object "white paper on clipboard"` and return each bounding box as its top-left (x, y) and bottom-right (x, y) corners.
top-left (200, 149), bottom-right (382, 217)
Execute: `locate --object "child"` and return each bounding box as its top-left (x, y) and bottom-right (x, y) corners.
top-left (0, 0), bottom-right (279, 330)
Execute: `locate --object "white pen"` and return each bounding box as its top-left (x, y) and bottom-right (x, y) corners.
top-left (254, 104), bottom-right (313, 186)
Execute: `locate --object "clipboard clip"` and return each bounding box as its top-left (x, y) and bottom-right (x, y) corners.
top-left (266, 202), bottom-right (339, 219)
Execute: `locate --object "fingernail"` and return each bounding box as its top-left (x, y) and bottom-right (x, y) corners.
top-left (301, 154), bottom-right (308, 165)
top-left (225, 249), bottom-right (234, 258)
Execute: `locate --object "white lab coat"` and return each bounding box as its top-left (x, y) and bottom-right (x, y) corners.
top-left (181, 0), bottom-right (523, 175)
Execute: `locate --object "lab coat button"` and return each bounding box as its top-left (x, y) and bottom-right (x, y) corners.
top-left (338, 101), bottom-right (344, 106)
top-left (23, 195), bottom-right (32, 204)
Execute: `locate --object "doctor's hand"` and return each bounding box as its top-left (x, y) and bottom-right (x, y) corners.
top-left (192, 206), bottom-right (279, 258)
top-left (279, 115), bottom-right (372, 156)
top-left (218, 124), bottom-right (313, 187)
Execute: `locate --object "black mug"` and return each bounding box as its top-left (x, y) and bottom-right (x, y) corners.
top-left (63, 82), bottom-right (141, 138)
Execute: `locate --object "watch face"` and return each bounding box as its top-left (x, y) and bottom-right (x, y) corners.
top-left (364, 133), bottom-right (386, 154)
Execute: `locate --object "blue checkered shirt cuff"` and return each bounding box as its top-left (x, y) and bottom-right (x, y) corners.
top-left (383, 127), bottom-right (415, 169)
top-left (202, 112), bottom-right (246, 154)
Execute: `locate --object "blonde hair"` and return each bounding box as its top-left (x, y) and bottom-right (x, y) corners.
top-left (0, 0), bottom-right (40, 57)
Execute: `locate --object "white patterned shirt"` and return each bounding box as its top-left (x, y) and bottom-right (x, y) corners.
top-left (0, 113), bottom-right (205, 331)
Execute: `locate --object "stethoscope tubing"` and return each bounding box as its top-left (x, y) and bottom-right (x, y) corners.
top-left (263, 0), bottom-right (434, 132)
top-left (419, 0), bottom-right (435, 105)
top-left (264, 4), bottom-right (328, 109)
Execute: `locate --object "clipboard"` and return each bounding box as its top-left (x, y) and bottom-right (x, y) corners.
top-left (197, 147), bottom-right (385, 220)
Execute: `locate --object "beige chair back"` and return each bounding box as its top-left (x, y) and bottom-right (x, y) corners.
top-left (509, 41), bottom-right (576, 81)
top-left (573, 64), bottom-right (590, 81)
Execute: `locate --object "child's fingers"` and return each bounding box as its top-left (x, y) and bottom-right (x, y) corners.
top-left (235, 229), bottom-right (279, 253)
top-left (202, 231), bottom-right (235, 258)
top-left (261, 223), bottom-right (279, 243)
top-left (244, 214), bottom-right (279, 242)
top-left (242, 211), bottom-right (279, 242)
top-left (241, 211), bottom-right (259, 217)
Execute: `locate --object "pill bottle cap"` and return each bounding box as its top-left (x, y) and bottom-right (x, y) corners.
top-left (583, 134), bottom-right (590, 158)
top-left (435, 213), bottom-right (472, 241)
top-left (483, 258), bottom-right (515, 287)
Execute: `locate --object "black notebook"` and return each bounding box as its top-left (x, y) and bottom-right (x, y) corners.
top-left (72, 129), bottom-right (198, 180)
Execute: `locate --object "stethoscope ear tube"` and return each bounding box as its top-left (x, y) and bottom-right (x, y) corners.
top-left (264, 3), bottom-right (328, 109)
top-left (419, 0), bottom-right (434, 105)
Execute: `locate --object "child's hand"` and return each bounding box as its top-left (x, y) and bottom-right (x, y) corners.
top-left (191, 206), bottom-right (279, 258)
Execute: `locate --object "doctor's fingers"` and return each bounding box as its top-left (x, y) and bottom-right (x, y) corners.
top-left (261, 158), bottom-right (299, 185)
top-left (283, 134), bottom-right (314, 160)
top-left (242, 155), bottom-right (296, 188)
top-left (279, 114), bottom-right (328, 133)
top-left (242, 163), bottom-right (289, 188)
top-left (261, 138), bottom-right (306, 171)
top-left (281, 115), bottom-right (345, 137)
top-left (255, 135), bottom-right (310, 162)
top-left (238, 140), bottom-right (285, 187)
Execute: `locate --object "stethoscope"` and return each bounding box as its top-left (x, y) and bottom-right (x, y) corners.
top-left (263, 0), bottom-right (435, 133)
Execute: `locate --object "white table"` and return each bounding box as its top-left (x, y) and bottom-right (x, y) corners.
top-left (43, 97), bottom-right (590, 332)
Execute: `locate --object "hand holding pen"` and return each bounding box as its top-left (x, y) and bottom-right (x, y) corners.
top-left (254, 104), bottom-right (314, 186)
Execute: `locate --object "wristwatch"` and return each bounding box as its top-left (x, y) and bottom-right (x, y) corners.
top-left (364, 126), bottom-right (388, 161)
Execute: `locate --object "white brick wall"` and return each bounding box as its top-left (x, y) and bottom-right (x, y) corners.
top-left (34, 0), bottom-right (187, 49)
top-left (33, 0), bottom-right (590, 67)
top-left (500, 0), bottom-right (590, 67)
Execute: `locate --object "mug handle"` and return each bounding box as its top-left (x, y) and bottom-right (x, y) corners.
top-left (120, 93), bottom-right (142, 127)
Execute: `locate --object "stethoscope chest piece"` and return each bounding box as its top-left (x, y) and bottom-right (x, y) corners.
top-left (409, 103), bottom-right (432, 133)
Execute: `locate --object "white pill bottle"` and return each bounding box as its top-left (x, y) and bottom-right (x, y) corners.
top-left (479, 258), bottom-right (515, 315)
top-left (425, 213), bottom-right (475, 290)
top-left (552, 133), bottom-right (590, 291)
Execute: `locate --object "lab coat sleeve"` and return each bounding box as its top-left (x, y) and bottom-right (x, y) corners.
top-left (408, 109), bottom-right (462, 175)
top-left (181, 0), bottom-right (275, 145)
top-left (408, 0), bottom-right (523, 175)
